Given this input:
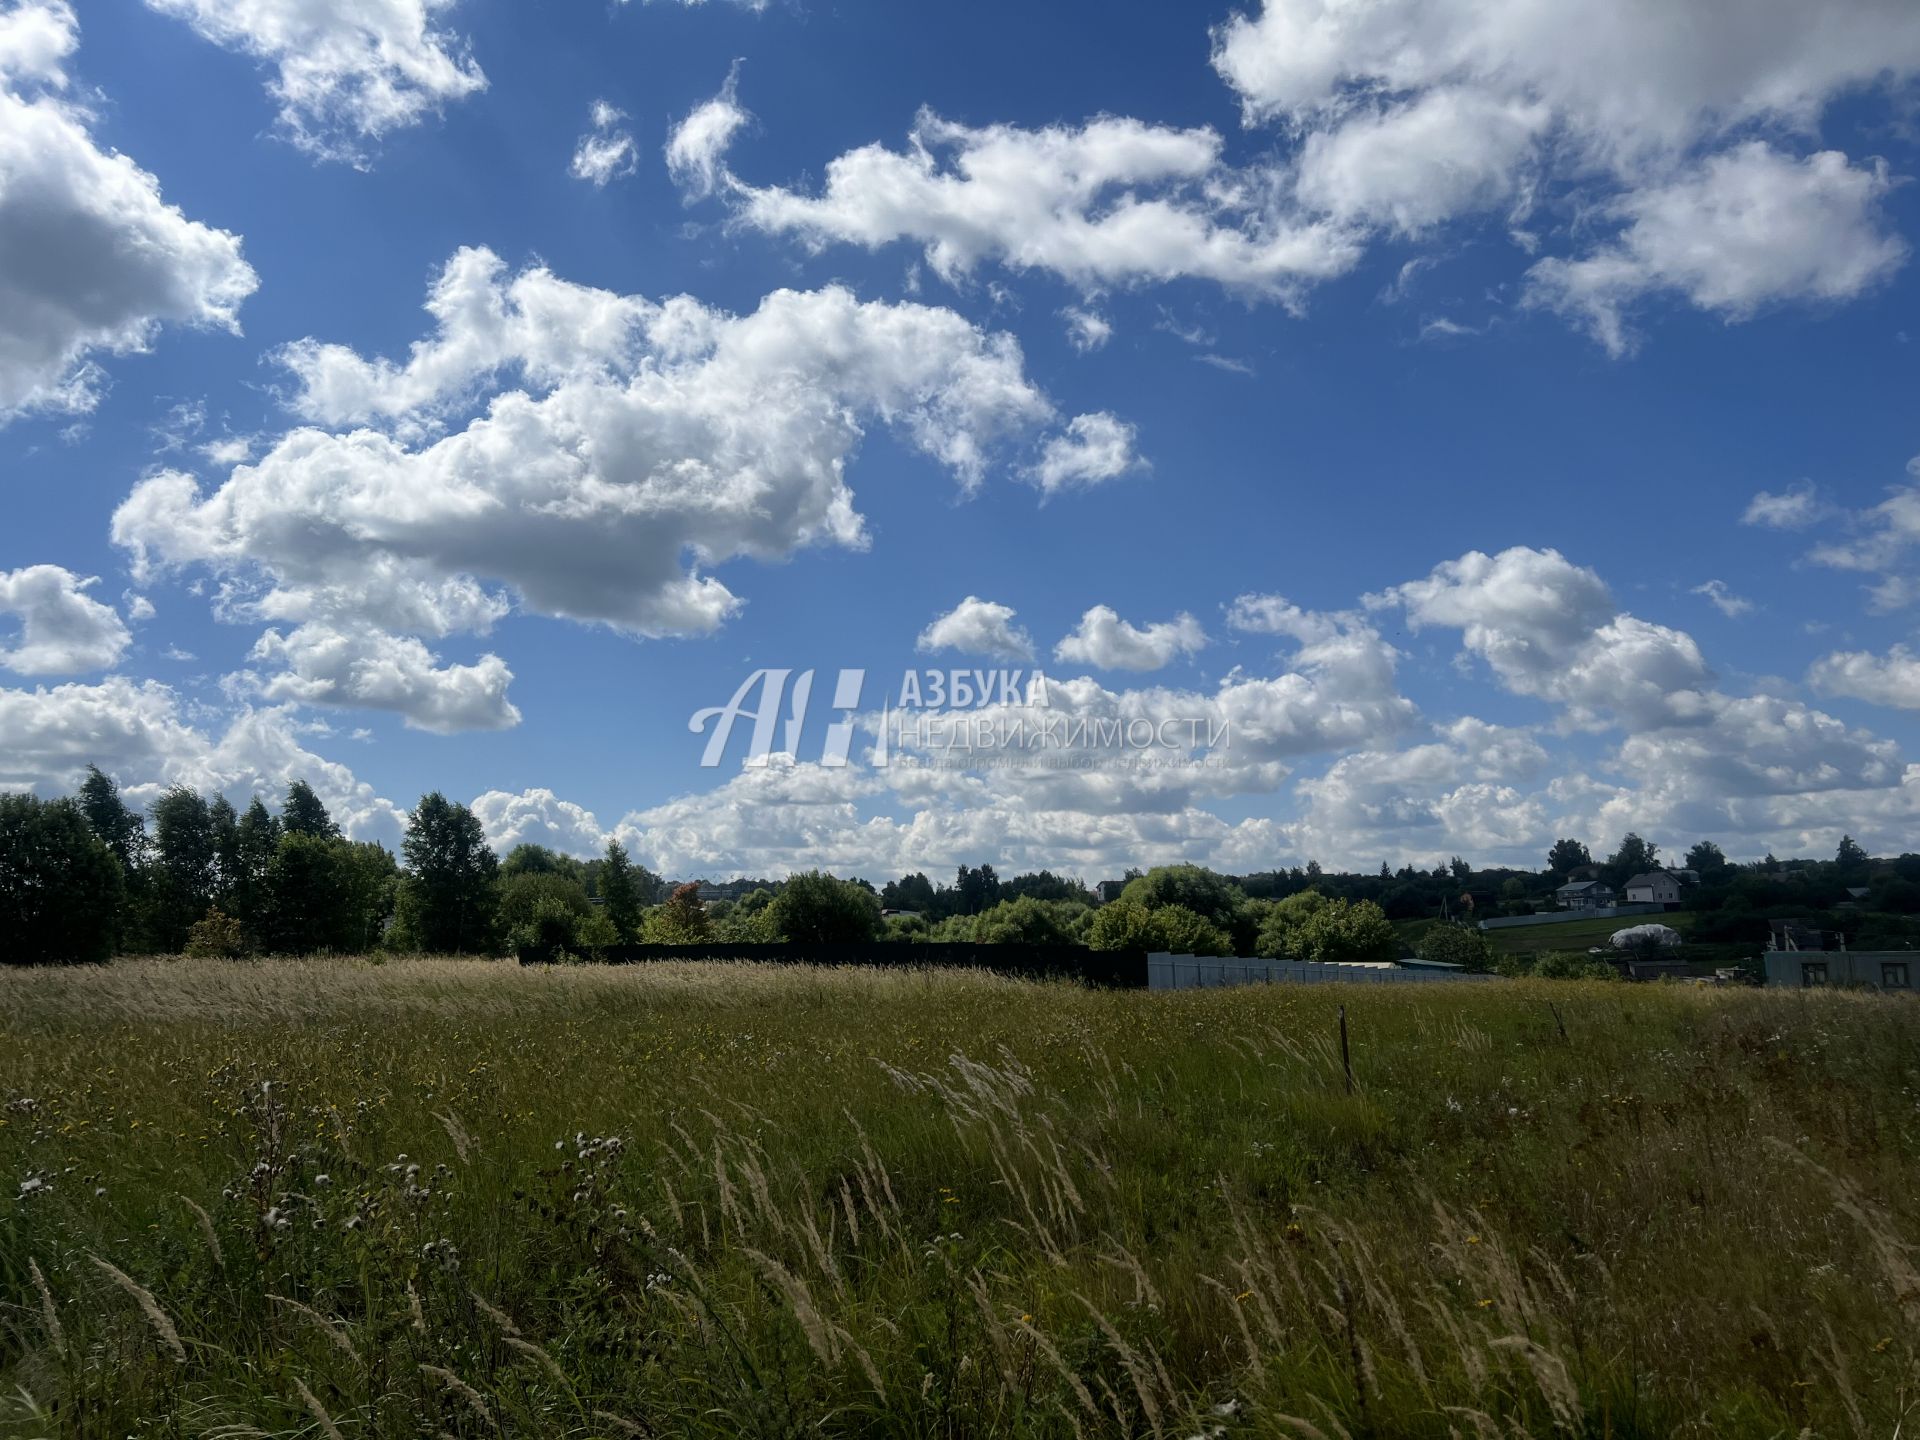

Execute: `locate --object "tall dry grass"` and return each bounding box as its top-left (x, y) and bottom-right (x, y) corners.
top-left (1, 957), bottom-right (1915, 1437)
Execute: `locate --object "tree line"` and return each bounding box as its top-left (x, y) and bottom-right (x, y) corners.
top-left (6, 770), bottom-right (1917, 966)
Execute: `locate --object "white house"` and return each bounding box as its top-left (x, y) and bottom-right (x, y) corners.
top-left (1623, 871), bottom-right (1681, 906)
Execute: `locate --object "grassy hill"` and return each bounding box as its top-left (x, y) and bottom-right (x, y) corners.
top-left (1, 958), bottom-right (1913, 1437)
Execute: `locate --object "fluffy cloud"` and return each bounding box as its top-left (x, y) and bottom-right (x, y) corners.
top-left (665, 65), bottom-right (748, 202)
top-left (916, 597), bottom-right (1034, 661)
top-left (115, 248), bottom-right (1121, 728)
top-left (1053, 605), bottom-right (1205, 671)
top-left (1292, 87), bottom-right (1547, 232)
top-left (1611, 694), bottom-right (1901, 810)
top-left (1284, 718), bottom-right (1552, 869)
top-left (0, 564), bottom-right (130, 674)
top-left (0, 676), bottom-right (405, 839)
top-left (703, 102), bottom-right (1363, 298)
top-left (471, 786), bottom-right (606, 855)
top-left (0, 1), bottom-right (257, 423)
top-left (1029, 413), bottom-right (1142, 493)
top-left (1061, 307), bottom-right (1112, 353)
top-left (678, 2), bottom-right (1918, 346)
top-left (143, 0), bottom-right (485, 163)
top-left (1809, 647), bottom-right (1920, 712)
top-left (1526, 145), bottom-right (1905, 355)
top-left (246, 622), bottom-right (519, 733)
top-left (891, 602), bottom-right (1417, 817)
top-left (1373, 546), bottom-right (1711, 728)
top-left (1213, 0), bottom-right (1920, 346)
top-left (570, 100), bottom-right (636, 187)
top-left (1213, 0), bottom-right (1920, 137)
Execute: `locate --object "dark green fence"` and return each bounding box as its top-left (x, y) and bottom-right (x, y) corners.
top-left (522, 941), bottom-right (1149, 987)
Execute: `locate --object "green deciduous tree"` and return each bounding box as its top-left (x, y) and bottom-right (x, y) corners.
top-left (1256, 891), bottom-right (1397, 964)
top-left (967, 896), bottom-right (1087, 945)
top-left (0, 795), bottom-right (124, 964)
top-left (147, 786), bottom-right (218, 952)
top-left (1085, 898), bottom-right (1231, 956)
top-left (644, 883), bottom-right (712, 946)
top-left (1117, 864), bottom-right (1251, 949)
top-left (1606, 833), bottom-right (1659, 882)
top-left (259, 834), bottom-right (398, 954)
top-left (880, 872), bottom-right (938, 913)
top-left (228, 799), bottom-right (281, 938)
top-left (393, 793), bottom-right (499, 953)
top-left (1547, 838), bottom-right (1591, 875)
top-left (768, 871), bottom-right (882, 943)
top-left (1684, 840), bottom-right (1727, 879)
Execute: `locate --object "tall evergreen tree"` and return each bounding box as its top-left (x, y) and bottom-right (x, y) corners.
top-left (394, 793), bottom-right (498, 953)
top-left (281, 780), bottom-right (339, 839)
top-left (600, 839), bottom-right (644, 942)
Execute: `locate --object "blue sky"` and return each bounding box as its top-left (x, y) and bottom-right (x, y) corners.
top-left (4, 0), bottom-right (1920, 880)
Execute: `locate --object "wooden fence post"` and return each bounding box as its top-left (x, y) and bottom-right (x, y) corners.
top-left (1338, 1004), bottom-right (1353, 1094)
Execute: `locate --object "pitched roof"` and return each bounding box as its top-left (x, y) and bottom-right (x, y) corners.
top-left (1623, 872), bottom-right (1675, 888)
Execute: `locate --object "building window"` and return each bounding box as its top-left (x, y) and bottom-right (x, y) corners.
top-left (1801, 962), bottom-right (1829, 988)
top-left (1882, 962), bottom-right (1910, 989)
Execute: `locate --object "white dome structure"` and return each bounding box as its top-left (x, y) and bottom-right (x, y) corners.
top-left (1610, 923), bottom-right (1682, 949)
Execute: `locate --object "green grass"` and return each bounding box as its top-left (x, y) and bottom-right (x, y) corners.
top-left (1483, 911), bottom-right (1697, 955)
top-left (1, 958), bottom-right (1915, 1438)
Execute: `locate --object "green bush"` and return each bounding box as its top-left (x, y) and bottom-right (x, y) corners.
top-left (510, 895), bottom-right (619, 963)
top-left (766, 871), bottom-right (882, 944)
top-left (1086, 898), bottom-right (1232, 955)
top-left (1415, 922), bottom-right (1495, 971)
top-left (184, 907), bottom-right (252, 959)
top-left (498, 871), bottom-right (593, 934)
top-left (969, 896), bottom-right (1089, 945)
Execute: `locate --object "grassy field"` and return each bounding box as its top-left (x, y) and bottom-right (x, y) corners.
top-left (1, 960), bottom-right (1915, 1438)
top-left (1480, 913), bottom-right (1698, 956)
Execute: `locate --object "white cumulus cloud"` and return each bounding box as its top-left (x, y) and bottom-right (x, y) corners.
top-left (1526, 145), bottom-right (1905, 356)
top-left (712, 101), bottom-right (1363, 298)
top-left (0, 0), bottom-right (257, 424)
top-left (113, 249), bottom-right (1120, 729)
top-left (1054, 605), bottom-right (1206, 671)
top-left (143, 0), bottom-right (486, 163)
top-left (0, 564), bottom-right (130, 674)
top-left (916, 597), bottom-right (1034, 661)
